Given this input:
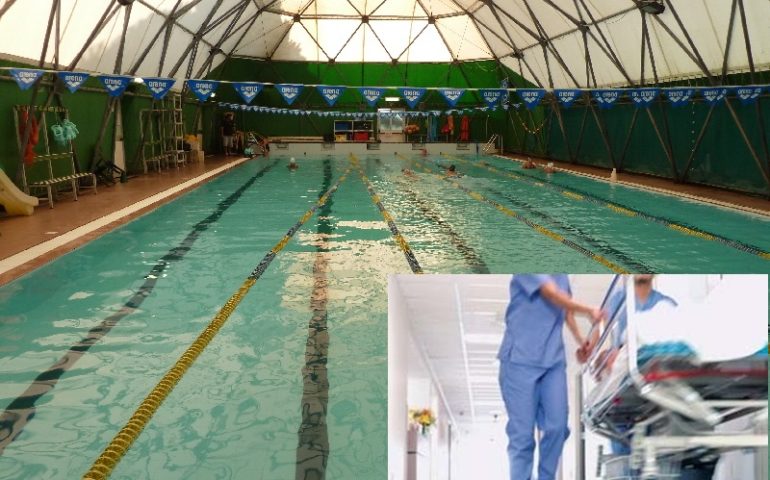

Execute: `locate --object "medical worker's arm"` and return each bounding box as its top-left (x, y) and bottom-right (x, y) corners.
top-left (539, 281), bottom-right (605, 324)
top-left (565, 310), bottom-right (591, 363)
top-left (564, 310), bottom-right (584, 345)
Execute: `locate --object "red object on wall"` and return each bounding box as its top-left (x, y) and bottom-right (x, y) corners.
top-left (353, 132), bottom-right (369, 141)
top-left (459, 115), bottom-right (470, 141)
top-left (18, 109), bottom-right (39, 165)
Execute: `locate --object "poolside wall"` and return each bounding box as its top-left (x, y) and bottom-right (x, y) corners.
top-left (0, 58), bottom-right (525, 182)
top-left (205, 58), bottom-right (527, 148)
top-left (0, 57), bottom-right (205, 183)
top-left (502, 70), bottom-right (770, 196)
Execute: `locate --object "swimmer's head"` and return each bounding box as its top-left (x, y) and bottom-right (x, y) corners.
top-left (448, 165), bottom-right (456, 172)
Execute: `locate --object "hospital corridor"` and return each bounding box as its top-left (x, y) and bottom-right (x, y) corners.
top-left (388, 275), bottom-right (768, 480)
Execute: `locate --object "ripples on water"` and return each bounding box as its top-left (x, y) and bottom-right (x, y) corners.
top-left (0, 155), bottom-right (768, 478)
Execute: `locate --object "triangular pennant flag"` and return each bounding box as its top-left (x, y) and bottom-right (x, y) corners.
top-left (232, 82), bottom-right (263, 104)
top-left (317, 85), bottom-right (346, 107)
top-left (99, 75), bottom-right (133, 97)
top-left (701, 87), bottom-right (729, 106)
top-left (629, 88), bottom-right (660, 108)
top-left (438, 88), bottom-right (465, 107)
top-left (734, 86), bottom-right (763, 105)
top-left (592, 89), bottom-right (623, 109)
top-left (187, 79), bottom-right (219, 101)
top-left (517, 89), bottom-right (546, 109)
top-left (665, 88), bottom-right (695, 107)
top-left (397, 87), bottom-right (426, 109)
top-left (554, 89), bottom-right (582, 108)
top-left (479, 89), bottom-right (505, 107)
top-left (57, 71), bottom-right (90, 93)
top-left (359, 87), bottom-right (385, 107)
top-left (9, 68), bottom-right (44, 90)
top-left (276, 84), bottom-right (304, 105)
top-left (143, 77), bottom-right (175, 100)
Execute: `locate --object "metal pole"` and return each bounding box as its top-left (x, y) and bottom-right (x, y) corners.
top-left (618, 107), bottom-right (639, 171)
top-left (645, 108), bottom-right (679, 179)
top-left (680, 103), bottom-right (716, 183)
top-left (724, 99), bottom-right (770, 190)
top-left (589, 102), bottom-right (616, 169)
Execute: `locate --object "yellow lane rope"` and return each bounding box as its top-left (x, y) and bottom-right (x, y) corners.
top-left (83, 167), bottom-right (352, 480)
top-left (447, 153), bottom-right (770, 260)
top-left (350, 153), bottom-right (423, 274)
top-left (399, 153), bottom-right (628, 274)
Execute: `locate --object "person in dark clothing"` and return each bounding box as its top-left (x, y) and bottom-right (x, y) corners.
top-left (221, 112), bottom-right (236, 156)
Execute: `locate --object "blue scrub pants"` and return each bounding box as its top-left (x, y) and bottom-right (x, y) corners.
top-left (499, 361), bottom-right (570, 480)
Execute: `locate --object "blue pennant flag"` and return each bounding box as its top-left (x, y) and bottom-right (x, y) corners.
top-left (664, 88), bottom-right (695, 106)
top-left (734, 86), bottom-right (763, 105)
top-left (276, 84), bottom-right (304, 105)
top-left (479, 89), bottom-right (505, 107)
top-left (438, 88), bottom-right (465, 107)
top-left (701, 87), bottom-right (728, 106)
top-left (143, 77), bottom-right (175, 100)
top-left (99, 75), bottom-right (132, 97)
top-left (517, 89), bottom-right (546, 109)
top-left (359, 87), bottom-right (385, 107)
top-left (187, 79), bottom-right (219, 102)
top-left (9, 68), bottom-right (44, 91)
top-left (317, 85), bottom-right (346, 107)
top-left (57, 71), bottom-right (90, 93)
top-left (232, 82), bottom-right (263, 104)
top-left (629, 88), bottom-right (660, 108)
top-left (398, 87), bottom-right (426, 109)
top-left (593, 89), bottom-right (623, 109)
top-left (554, 89), bottom-right (582, 108)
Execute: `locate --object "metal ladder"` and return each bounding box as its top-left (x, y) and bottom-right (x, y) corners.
top-left (483, 133), bottom-right (499, 154)
top-left (169, 93), bottom-right (186, 167)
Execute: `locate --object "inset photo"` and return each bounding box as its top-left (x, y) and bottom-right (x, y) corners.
top-left (388, 274), bottom-right (768, 480)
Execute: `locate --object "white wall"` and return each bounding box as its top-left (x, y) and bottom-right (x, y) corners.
top-left (389, 277), bottom-right (410, 480)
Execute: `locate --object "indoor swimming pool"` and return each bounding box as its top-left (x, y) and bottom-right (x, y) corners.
top-left (0, 154), bottom-right (768, 479)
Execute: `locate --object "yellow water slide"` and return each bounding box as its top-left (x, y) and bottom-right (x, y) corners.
top-left (0, 168), bottom-right (38, 216)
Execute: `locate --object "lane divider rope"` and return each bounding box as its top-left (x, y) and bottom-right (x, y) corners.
top-left (350, 153), bottom-right (423, 274)
top-left (445, 153), bottom-right (770, 261)
top-left (0, 159), bottom-right (280, 457)
top-left (82, 167), bottom-right (352, 480)
top-left (401, 154), bottom-right (628, 274)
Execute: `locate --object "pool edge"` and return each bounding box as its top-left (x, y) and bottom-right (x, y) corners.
top-left (0, 157), bottom-right (251, 287)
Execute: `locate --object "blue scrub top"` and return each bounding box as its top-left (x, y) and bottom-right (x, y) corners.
top-left (498, 274), bottom-right (572, 368)
top-left (610, 288), bottom-right (677, 348)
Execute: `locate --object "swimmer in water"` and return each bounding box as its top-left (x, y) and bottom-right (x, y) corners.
top-left (288, 157), bottom-right (299, 170)
top-left (542, 162), bottom-right (556, 174)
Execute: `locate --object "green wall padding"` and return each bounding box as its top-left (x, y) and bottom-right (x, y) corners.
top-left (506, 71), bottom-right (770, 195)
top-left (204, 59), bottom-right (524, 145)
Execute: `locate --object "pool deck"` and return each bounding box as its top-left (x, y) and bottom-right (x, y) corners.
top-left (500, 153), bottom-right (770, 216)
top-left (1, 152), bottom-right (768, 286)
top-left (0, 155), bottom-right (250, 286)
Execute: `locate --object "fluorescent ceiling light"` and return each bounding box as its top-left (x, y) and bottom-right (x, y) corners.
top-left (384, 96), bottom-right (400, 101)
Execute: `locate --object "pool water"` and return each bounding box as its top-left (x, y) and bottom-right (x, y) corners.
top-left (0, 154), bottom-right (768, 479)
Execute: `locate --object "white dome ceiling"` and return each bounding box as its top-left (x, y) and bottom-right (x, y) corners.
top-left (0, 0), bottom-right (767, 88)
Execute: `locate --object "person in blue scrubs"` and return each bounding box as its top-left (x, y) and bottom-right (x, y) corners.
top-left (498, 274), bottom-right (605, 480)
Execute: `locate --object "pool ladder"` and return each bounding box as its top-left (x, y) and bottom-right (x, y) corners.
top-left (483, 134), bottom-right (499, 154)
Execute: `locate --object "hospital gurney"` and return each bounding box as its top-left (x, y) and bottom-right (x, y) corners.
top-left (580, 275), bottom-right (768, 479)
